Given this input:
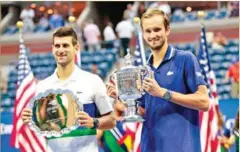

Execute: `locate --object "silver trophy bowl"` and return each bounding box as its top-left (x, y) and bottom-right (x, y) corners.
top-left (28, 89), bottom-right (83, 138)
top-left (111, 51), bottom-right (152, 123)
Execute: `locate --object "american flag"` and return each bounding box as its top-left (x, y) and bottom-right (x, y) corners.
top-left (197, 25), bottom-right (220, 152)
top-left (132, 31), bottom-right (146, 152)
top-left (10, 36), bottom-right (47, 152)
top-left (75, 51), bottom-right (81, 68)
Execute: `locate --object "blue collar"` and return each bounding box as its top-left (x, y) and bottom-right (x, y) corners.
top-left (147, 45), bottom-right (176, 68)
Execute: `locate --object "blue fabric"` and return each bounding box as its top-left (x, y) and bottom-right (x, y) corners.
top-left (140, 46), bottom-right (206, 152)
top-left (49, 15), bottom-right (64, 29)
top-left (83, 103), bottom-right (99, 117)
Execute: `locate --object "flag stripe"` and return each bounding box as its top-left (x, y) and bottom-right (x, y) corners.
top-left (200, 112), bottom-right (208, 151)
top-left (110, 129), bottom-right (120, 141)
top-left (16, 78), bottom-right (36, 116)
top-left (21, 128), bottom-right (36, 152)
top-left (24, 127), bottom-right (45, 152)
top-left (19, 134), bottom-right (32, 152)
top-left (133, 123), bottom-right (142, 152)
top-left (16, 73), bottom-right (35, 101)
top-left (16, 93), bottom-right (35, 133)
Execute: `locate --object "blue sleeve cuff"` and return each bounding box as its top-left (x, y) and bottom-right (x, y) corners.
top-left (137, 96), bottom-right (145, 108)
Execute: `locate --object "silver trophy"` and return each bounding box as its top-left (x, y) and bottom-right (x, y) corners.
top-left (28, 89), bottom-right (83, 138)
top-left (111, 50), bottom-right (152, 122)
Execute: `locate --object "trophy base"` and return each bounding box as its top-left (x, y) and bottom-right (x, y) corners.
top-left (122, 115), bottom-right (144, 123)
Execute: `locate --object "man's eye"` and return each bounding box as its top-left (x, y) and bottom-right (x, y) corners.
top-left (153, 28), bottom-right (161, 32)
top-left (145, 30), bottom-right (151, 33)
top-left (63, 44), bottom-right (69, 48)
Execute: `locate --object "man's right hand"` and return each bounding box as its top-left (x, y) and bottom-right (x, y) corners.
top-left (106, 82), bottom-right (118, 99)
top-left (21, 108), bottom-right (32, 124)
top-left (137, 106), bottom-right (145, 116)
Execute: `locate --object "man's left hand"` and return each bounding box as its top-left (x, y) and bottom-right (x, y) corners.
top-left (113, 100), bottom-right (126, 121)
top-left (76, 111), bottom-right (94, 128)
top-left (142, 77), bottom-right (165, 97)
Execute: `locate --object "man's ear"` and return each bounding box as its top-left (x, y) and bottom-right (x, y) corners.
top-left (166, 26), bottom-right (171, 37)
top-left (75, 43), bottom-right (80, 52)
top-left (52, 45), bottom-right (55, 55)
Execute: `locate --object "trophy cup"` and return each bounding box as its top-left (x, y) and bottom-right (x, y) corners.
top-left (28, 89), bottom-right (83, 138)
top-left (111, 50), bottom-right (152, 122)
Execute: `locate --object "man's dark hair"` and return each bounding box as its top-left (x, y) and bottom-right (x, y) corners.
top-left (141, 9), bottom-right (170, 30)
top-left (53, 27), bottom-right (78, 46)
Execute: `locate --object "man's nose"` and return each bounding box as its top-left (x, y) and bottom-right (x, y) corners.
top-left (149, 33), bottom-right (157, 39)
top-left (57, 48), bottom-right (65, 55)
top-left (57, 46), bottom-right (65, 52)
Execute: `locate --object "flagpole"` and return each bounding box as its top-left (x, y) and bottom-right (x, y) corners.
top-left (69, 16), bottom-right (81, 68)
top-left (68, 15), bottom-right (76, 28)
top-left (16, 21), bottom-right (24, 45)
top-left (197, 11), bottom-right (205, 27)
top-left (134, 17), bottom-right (147, 65)
top-left (16, 21), bottom-right (25, 87)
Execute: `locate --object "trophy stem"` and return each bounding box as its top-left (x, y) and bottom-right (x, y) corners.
top-left (122, 99), bottom-right (144, 123)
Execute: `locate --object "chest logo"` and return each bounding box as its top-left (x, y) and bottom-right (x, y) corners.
top-left (77, 91), bottom-right (83, 94)
top-left (167, 71), bottom-right (174, 76)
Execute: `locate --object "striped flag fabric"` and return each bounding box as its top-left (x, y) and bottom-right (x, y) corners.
top-left (75, 50), bottom-right (81, 68)
top-left (101, 121), bottom-right (130, 152)
top-left (10, 37), bottom-right (47, 152)
top-left (197, 25), bottom-right (220, 152)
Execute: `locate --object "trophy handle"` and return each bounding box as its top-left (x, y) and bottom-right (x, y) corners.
top-left (109, 70), bottom-right (120, 100)
top-left (140, 66), bottom-right (153, 95)
top-left (109, 71), bottom-right (117, 85)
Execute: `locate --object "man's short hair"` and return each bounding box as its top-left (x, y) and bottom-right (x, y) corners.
top-left (141, 9), bottom-right (170, 30)
top-left (53, 27), bottom-right (78, 46)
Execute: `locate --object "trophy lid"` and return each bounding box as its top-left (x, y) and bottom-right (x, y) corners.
top-left (124, 49), bottom-right (134, 67)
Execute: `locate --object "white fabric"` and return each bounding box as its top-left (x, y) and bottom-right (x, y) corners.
top-left (148, 3), bottom-right (171, 15)
top-left (83, 23), bottom-right (101, 45)
top-left (36, 65), bottom-right (113, 151)
top-left (158, 4), bottom-right (171, 15)
top-left (115, 20), bottom-right (134, 38)
top-left (20, 9), bottom-right (35, 21)
top-left (47, 135), bottom-right (98, 152)
top-left (103, 26), bottom-right (116, 41)
top-left (20, 9), bottom-right (35, 32)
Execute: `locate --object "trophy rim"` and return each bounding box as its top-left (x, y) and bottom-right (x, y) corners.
top-left (28, 89), bottom-right (82, 138)
top-left (116, 65), bottom-right (139, 72)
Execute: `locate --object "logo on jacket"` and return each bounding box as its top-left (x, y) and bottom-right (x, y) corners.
top-left (167, 71), bottom-right (174, 76)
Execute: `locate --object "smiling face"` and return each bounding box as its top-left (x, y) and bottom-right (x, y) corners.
top-left (52, 36), bottom-right (79, 67)
top-left (141, 9), bottom-right (170, 52)
top-left (142, 15), bottom-right (170, 52)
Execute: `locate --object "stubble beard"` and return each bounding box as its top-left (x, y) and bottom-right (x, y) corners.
top-left (149, 39), bottom-right (165, 52)
top-left (56, 58), bottom-right (71, 67)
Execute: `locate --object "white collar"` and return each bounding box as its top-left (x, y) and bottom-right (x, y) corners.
top-left (51, 65), bottom-right (81, 84)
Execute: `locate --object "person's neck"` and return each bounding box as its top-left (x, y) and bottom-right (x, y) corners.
top-left (56, 62), bottom-right (75, 81)
top-left (151, 42), bottom-right (168, 68)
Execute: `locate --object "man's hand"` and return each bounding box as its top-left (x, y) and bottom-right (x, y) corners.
top-left (137, 106), bottom-right (145, 116)
top-left (106, 83), bottom-right (118, 99)
top-left (143, 77), bottom-right (165, 97)
top-left (21, 108), bottom-right (32, 124)
top-left (113, 100), bottom-right (126, 121)
top-left (76, 111), bottom-right (94, 128)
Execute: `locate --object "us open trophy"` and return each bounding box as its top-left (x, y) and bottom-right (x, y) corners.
top-left (28, 89), bottom-right (83, 138)
top-left (111, 50), bottom-right (152, 122)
